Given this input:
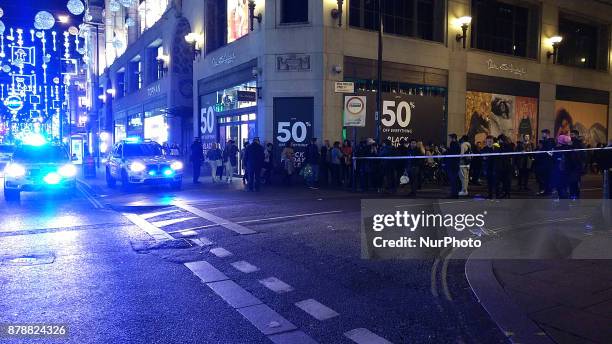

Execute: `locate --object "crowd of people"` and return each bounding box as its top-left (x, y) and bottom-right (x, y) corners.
top-left (188, 130), bottom-right (612, 198)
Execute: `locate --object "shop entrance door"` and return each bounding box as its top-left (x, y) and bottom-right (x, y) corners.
top-left (218, 113), bottom-right (256, 175)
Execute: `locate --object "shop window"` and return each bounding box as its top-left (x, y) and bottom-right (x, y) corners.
top-left (146, 45), bottom-right (164, 84)
top-left (471, 0), bottom-right (539, 58)
top-left (206, 0), bottom-right (227, 53)
top-left (116, 70), bottom-right (126, 98)
top-left (557, 15), bottom-right (609, 70)
top-left (348, 0), bottom-right (444, 43)
top-left (281, 0), bottom-right (308, 24)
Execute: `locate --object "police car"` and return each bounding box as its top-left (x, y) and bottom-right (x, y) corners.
top-left (105, 139), bottom-right (183, 190)
top-left (3, 143), bottom-right (77, 202)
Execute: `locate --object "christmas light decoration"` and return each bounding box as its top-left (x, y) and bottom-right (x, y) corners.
top-left (34, 11), bottom-right (55, 31)
top-left (67, 0), bottom-right (85, 16)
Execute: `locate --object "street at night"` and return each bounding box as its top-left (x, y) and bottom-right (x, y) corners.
top-left (1, 0), bottom-right (612, 344)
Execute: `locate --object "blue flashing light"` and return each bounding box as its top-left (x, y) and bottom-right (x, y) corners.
top-left (148, 170), bottom-right (157, 176)
top-left (124, 137), bottom-right (140, 143)
top-left (163, 169), bottom-right (173, 176)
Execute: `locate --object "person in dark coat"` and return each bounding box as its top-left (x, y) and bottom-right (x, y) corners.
top-left (190, 137), bottom-right (204, 184)
top-left (536, 129), bottom-right (556, 195)
top-left (244, 137), bottom-right (265, 191)
top-left (405, 139), bottom-right (424, 196)
top-left (496, 135), bottom-right (513, 198)
top-left (445, 134), bottom-right (461, 198)
top-left (480, 135), bottom-right (499, 199)
top-left (570, 129), bottom-right (586, 199)
top-left (304, 138), bottom-right (320, 186)
top-left (378, 139), bottom-right (396, 193)
top-left (554, 134), bottom-right (575, 199)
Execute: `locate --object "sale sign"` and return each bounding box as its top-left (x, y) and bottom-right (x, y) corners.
top-left (343, 96), bottom-right (367, 127)
top-left (273, 97), bottom-right (314, 169)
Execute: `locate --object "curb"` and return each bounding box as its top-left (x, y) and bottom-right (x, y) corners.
top-left (465, 256), bottom-right (553, 344)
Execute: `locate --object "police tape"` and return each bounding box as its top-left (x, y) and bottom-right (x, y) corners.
top-left (352, 146), bottom-right (612, 160)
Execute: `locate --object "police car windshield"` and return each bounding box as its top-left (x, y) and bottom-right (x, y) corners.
top-left (12, 145), bottom-right (69, 163)
top-left (123, 143), bottom-right (163, 157)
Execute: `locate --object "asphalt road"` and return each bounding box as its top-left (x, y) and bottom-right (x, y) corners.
top-left (0, 175), bottom-right (522, 343)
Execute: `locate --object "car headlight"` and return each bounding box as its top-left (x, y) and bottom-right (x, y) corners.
top-left (58, 164), bottom-right (77, 177)
top-left (129, 161), bottom-right (146, 173)
top-left (170, 161), bottom-right (183, 170)
top-left (4, 163), bottom-right (26, 178)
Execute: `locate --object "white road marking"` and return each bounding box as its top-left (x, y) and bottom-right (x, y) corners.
top-left (394, 200), bottom-right (468, 208)
top-left (344, 328), bottom-right (394, 344)
top-left (184, 261), bottom-right (229, 283)
top-left (123, 213), bottom-right (173, 241)
top-left (180, 230), bottom-right (199, 237)
top-left (167, 210), bottom-right (343, 235)
top-left (231, 260), bottom-right (260, 273)
top-left (258, 277), bottom-right (294, 293)
top-left (189, 237), bottom-right (214, 247)
top-left (151, 217), bottom-right (197, 228)
top-left (173, 202), bottom-right (256, 235)
top-left (237, 304), bottom-right (297, 335)
top-left (206, 280), bottom-right (262, 309)
top-left (140, 208), bottom-right (181, 220)
top-left (268, 330), bottom-right (319, 344)
top-left (76, 183), bottom-right (103, 209)
top-left (295, 299), bottom-right (339, 321)
top-left (210, 247), bottom-right (233, 258)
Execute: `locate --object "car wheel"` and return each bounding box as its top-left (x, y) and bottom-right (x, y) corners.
top-left (106, 168), bottom-right (116, 188)
top-left (170, 178), bottom-right (182, 191)
top-left (4, 188), bottom-right (20, 202)
top-left (121, 170), bottom-right (132, 191)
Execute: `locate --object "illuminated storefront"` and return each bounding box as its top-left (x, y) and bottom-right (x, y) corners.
top-left (144, 110), bottom-right (169, 144)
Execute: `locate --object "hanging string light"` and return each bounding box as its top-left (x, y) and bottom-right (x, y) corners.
top-left (67, 0), bottom-right (85, 16)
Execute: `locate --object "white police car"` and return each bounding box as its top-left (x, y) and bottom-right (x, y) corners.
top-left (105, 139), bottom-right (183, 190)
top-left (3, 144), bottom-right (77, 201)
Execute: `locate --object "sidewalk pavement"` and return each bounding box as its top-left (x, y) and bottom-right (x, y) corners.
top-left (492, 259), bottom-right (612, 344)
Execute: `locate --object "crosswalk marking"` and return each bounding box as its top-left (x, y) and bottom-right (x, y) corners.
top-left (123, 213), bottom-right (173, 241)
top-left (295, 299), bottom-right (339, 321)
top-left (344, 328), bottom-right (393, 344)
top-left (237, 304), bottom-right (297, 335)
top-left (258, 277), bottom-right (294, 293)
top-left (210, 247), bottom-right (233, 258)
top-left (184, 261), bottom-right (228, 283)
top-left (231, 260), bottom-right (260, 273)
top-left (206, 280), bottom-right (263, 309)
top-left (151, 217), bottom-right (197, 228)
top-left (189, 237), bottom-right (214, 247)
top-left (140, 209), bottom-right (181, 220)
top-left (269, 331), bottom-right (319, 344)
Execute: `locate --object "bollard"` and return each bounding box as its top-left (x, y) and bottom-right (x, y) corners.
top-left (604, 169), bottom-right (611, 199)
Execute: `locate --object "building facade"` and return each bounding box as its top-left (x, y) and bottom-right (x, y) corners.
top-left (180, 0), bottom-right (612, 163)
top-left (97, 0), bottom-right (194, 154)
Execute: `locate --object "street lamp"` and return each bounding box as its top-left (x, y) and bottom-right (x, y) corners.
top-left (455, 16), bottom-right (472, 49)
top-left (57, 15), bottom-right (70, 24)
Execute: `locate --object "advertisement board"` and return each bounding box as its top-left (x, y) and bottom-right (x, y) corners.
top-left (273, 97), bottom-right (314, 169)
top-left (227, 0), bottom-right (249, 43)
top-left (554, 100), bottom-right (608, 145)
top-left (343, 96), bottom-right (366, 127)
top-left (466, 91), bottom-right (538, 143)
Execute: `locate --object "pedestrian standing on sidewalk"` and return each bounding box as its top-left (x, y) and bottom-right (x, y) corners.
top-left (445, 134), bottom-right (461, 198)
top-left (319, 140), bottom-right (331, 187)
top-left (406, 139), bottom-right (424, 197)
top-left (536, 129), bottom-right (556, 196)
top-left (304, 138), bottom-right (320, 187)
top-left (515, 137), bottom-right (534, 191)
top-left (330, 141), bottom-right (343, 187)
top-left (244, 137), bottom-right (265, 192)
top-left (480, 135), bottom-right (499, 199)
top-left (241, 140), bottom-right (249, 185)
top-left (206, 143), bottom-right (223, 183)
top-left (222, 140), bottom-right (239, 183)
top-left (263, 143), bottom-right (274, 185)
top-left (341, 140), bottom-right (353, 187)
top-left (190, 137), bottom-right (204, 184)
top-left (281, 141), bottom-right (295, 186)
top-left (459, 135), bottom-right (472, 196)
top-left (497, 135), bottom-right (513, 198)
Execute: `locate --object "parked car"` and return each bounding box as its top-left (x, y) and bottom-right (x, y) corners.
top-left (3, 144), bottom-right (77, 201)
top-left (105, 139), bottom-right (183, 190)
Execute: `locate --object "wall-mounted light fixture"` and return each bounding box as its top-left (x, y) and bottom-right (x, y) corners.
top-left (156, 51), bottom-right (170, 75)
top-left (547, 36), bottom-right (563, 64)
top-left (248, 0), bottom-right (262, 32)
top-left (455, 16), bottom-right (472, 49)
top-left (106, 88), bottom-right (116, 97)
top-left (331, 0), bottom-right (344, 27)
top-left (184, 32), bottom-right (202, 59)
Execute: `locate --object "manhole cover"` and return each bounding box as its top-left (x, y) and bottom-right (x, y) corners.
top-left (1, 254), bottom-right (55, 266)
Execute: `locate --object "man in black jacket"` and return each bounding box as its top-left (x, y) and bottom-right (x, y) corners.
top-left (304, 138), bottom-right (320, 186)
top-left (536, 129), bottom-right (556, 195)
top-left (244, 137), bottom-right (265, 191)
top-left (190, 137), bottom-right (204, 184)
top-left (480, 135), bottom-right (499, 199)
top-left (445, 134), bottom-right (461, 198)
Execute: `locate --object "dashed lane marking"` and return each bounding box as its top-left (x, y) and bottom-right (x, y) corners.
top-left (184, 260), bottom-right (229, 283)
top-left (231, 260), bottom-right (260, 273)
top-left (151, 217), bottom-right (197, 228)
top-left (344, 328), bottom-right (394, 344)
top-left (140, 208), bottom-right (181, 220)
top-left (76, 183), bottom-right (103, 209)
top-left (295, 299), bottom-right (339, 321)
top-left (180, 230), bottom-right (199, 237)
top-left (237, 304), bottom-right (298, 335)
top-left (206, 280), bottom-right (263, 309)
top-left (173, 202), bottom-right (257, 235)
top-left (123, 213), bottom-right (173, 241)
top-left (210, 247), bottom-right (233, 258)
top-left (166, 210), bottom-right (344, 235)
top-left (259, 277), bottom-right (294, 294)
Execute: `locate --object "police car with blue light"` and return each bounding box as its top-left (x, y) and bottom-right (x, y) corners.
top-left (105, 138), bottom-right (183, 190)
top-left (3, 139), bottom-right (77, 202)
